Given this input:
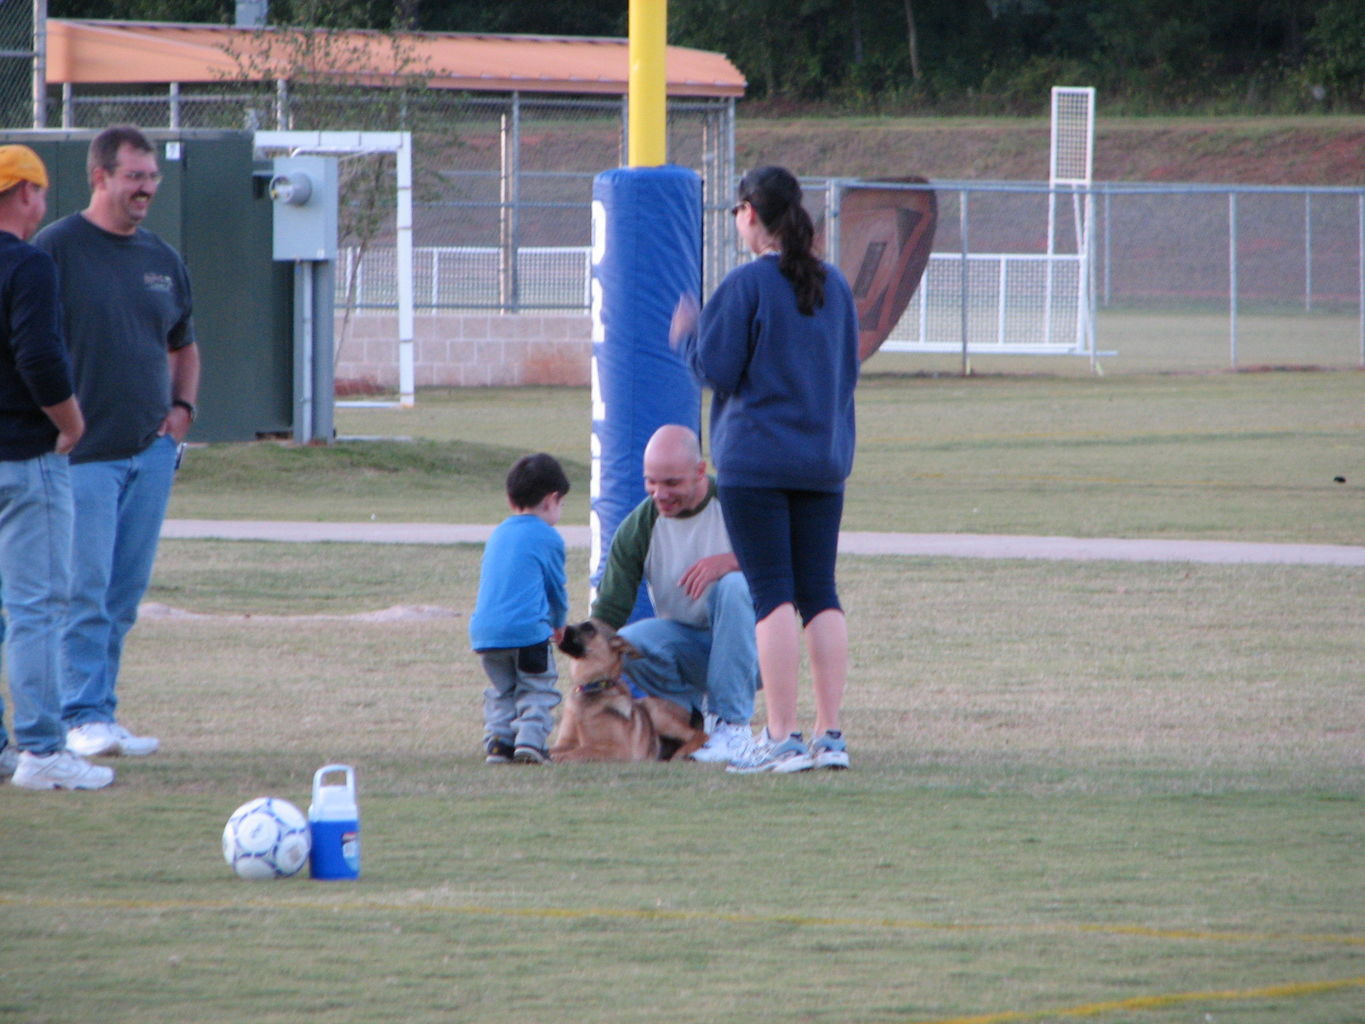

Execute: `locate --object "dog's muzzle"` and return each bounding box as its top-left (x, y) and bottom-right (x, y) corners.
top-left (558, 621), bottom-right (599, 659)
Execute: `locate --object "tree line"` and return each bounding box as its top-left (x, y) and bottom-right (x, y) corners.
top-left (52, 0), bottom-right (1365, 113)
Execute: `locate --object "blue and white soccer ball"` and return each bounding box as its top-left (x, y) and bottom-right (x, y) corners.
top-left (222, 797), bottom-right (311, 880)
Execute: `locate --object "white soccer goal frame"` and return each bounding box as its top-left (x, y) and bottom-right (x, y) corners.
top-left (1047, 86), bottom-right (1096, 363)
top-left (872, 87), bottom-right (1103, 365)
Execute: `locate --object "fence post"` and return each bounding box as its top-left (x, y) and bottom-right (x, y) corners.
top-left (960, 188), bottom-right (969, 376)
top-left (1228, 191), bottom-right (1238, 369)
top-left (31, 0), bottom-right (46, 128)
top-left (1304, 192), bottom-right (1312, 312)
top-left (1102, 187), bottom-right (1112, 307)
top-left (826, 179), bottom-right (841, 268)
top-left (396, 133), bottom-right (415, 407)
top-left (500, 93), bottom-right (521, 313)
top-left (1084, 187), bottom-right (1097, 371)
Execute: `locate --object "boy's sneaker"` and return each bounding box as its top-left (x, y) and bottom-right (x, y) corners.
top-left (0, 743), bottom-right (18, 781)
top-left (810, 730), bottom-right (850, 770)
top-left (513, 745), bottom-right (551, 764)
top-left (11, 749), bottom-right (115, 790)
top-left (66, 721), bottom-right (159, 757)
top-left (484, 738), bottom-right (515, 764)
top-left (726, 730), bottom-right (812, 774)
top-left (688, 721), bottom-right (752, 764)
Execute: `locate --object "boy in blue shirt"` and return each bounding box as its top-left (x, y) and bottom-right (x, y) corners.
top-left (469, 454), bottom-right (570, 764)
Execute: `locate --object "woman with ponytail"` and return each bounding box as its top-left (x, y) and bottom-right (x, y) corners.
top-left (671, 165), bottom-right (859, 773)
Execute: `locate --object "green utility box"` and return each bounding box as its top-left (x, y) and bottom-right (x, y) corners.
top-left (1, 129), bottom-right (294, 442)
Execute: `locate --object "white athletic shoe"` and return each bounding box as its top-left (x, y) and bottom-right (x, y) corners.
top-left (11, 749), bottom-right (115, 790)
top-left (727, 730), bottom-right (813, 774)
top-left (66, 721), bottom-right (160, 757)
top-left (809, 730), bottom-right (850, 770)
top-left (688, 721), bottom-right (753, 763)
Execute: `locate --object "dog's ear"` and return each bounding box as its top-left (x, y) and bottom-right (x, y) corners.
top-left (607, 634), bottom-right (640, 661)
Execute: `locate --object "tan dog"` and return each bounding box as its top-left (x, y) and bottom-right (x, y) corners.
top-left (551, 619), bottom-right (707, 763)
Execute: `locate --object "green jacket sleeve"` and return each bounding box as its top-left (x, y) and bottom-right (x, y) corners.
top-left (589, 497), bottom-right (656, 629)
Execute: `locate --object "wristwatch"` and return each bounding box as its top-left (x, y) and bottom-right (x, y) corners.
top-left (172, 398), bottom-right (197, 422)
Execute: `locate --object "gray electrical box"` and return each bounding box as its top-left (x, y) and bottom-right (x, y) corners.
top-left (270, 156), bottom-right (338, 261)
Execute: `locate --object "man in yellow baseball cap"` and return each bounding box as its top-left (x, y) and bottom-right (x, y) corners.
top-left (0, 144), bottom-right (49, 192)
top-left (0, 143), bottom-right (112, 790)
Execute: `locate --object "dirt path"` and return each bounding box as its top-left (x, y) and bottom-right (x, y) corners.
top-left (162, 520), bottom-right (1365, 567)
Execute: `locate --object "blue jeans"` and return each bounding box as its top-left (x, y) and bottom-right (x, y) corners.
top-left (620, 571), bottom-right (759, 725)
top-left (0, 453), bottom-right (73, 755)
top-left (61, 435), bottom-right (178, 727)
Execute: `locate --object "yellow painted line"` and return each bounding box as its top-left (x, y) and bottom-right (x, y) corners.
top-left (2, 893), bottom-right (1362, 948)
top-left (908, 975), bottom-right (1365, 1024)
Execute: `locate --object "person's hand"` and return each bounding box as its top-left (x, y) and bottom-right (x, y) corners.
top-left (54, 428), bottom-right (80, 455)
top-left (552, 626), bottom-right (566, 645)
top-left (159, 404), bottom-right (193, 442)
top-left (669, 292), bottom-right (699, 350)
top-left (679, 553), bottom-right (736, 601)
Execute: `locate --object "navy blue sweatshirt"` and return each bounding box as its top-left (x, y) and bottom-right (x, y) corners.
top-left (0, 231), bottom-right (74, 461)
top-left (680, 253), bottom-right (859, 491)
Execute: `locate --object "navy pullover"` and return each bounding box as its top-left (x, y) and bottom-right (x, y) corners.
top-left (680, 254), bottom-right (859, 491)
top-left (0, 231), bottom-right (73, 461)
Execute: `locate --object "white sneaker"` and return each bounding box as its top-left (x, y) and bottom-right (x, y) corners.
top-left (726, 730), bottom-right (812, 774)
top-left (688, 721), bottom-right (753, 763)
top-left (0, 744), bottom-right (18, 780)
top-left (809, 730), bottom-right (850, 770)
top-left (66, 721), bottom-right (160, 757)
top-left (11, 749), bottom-right (115, 790)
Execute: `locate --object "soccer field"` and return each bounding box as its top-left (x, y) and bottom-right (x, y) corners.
top-left (1, 543), bottom-right (1360, 1023)
top-left (1, 372), bottom-right (1361, 1022)
top-left (164, 371), bottom-right (1365, 547)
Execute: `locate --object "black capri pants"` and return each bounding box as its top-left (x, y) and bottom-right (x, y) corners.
top-left (717, 485), bottom-right (844, 625)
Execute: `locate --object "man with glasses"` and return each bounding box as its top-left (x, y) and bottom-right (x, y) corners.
top-left (33, 125), bottom-right (199, 761)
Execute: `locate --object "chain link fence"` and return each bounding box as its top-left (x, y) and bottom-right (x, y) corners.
top-left (0, 0), bottom-right (34, 129)
top-left (330, 176), bottom-right (1365, 373)
top-left (32, 81), bottom-right (1365, 373)
top-left (775, 178), bottom-right (1365, 373)
top-left (51, 84), bottom-right (734, 313)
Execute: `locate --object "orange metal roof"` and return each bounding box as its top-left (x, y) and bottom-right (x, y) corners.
top-left (47, 19), bottom-right (746, 98)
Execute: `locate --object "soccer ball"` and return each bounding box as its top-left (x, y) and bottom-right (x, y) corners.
top-left (222, 797), bottom-right (311, 880)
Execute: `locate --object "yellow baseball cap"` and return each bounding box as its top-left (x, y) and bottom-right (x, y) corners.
top-left (0, 145), bottom-right (48, 190)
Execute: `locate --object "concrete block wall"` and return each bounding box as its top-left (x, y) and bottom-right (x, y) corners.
top-left (335, 312), bottom-right (593, 391)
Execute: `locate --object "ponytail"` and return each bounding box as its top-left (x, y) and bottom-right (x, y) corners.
top-left (738, 166), bottom-right (826, 316)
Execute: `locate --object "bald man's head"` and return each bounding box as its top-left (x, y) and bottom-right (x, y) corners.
top-left (643, 425), bottom-right (707, 517)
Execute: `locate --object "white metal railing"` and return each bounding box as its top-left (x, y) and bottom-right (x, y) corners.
top-left (882, 252), bottom-right (1091, 355)
top-left (338, 245), bottom-right (591, 313)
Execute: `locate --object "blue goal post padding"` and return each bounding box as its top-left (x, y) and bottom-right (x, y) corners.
top-left (590, 165), bottom-right (703, 621)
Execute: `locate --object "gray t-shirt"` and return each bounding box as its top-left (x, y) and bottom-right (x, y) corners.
top-left (33, 213), bottom-right (195, 464)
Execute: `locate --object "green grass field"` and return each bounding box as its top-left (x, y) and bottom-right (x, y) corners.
top-left (2, 371), bottom-right (1362, 1023)
top-left (170, 371), bottom-right (1364, 546)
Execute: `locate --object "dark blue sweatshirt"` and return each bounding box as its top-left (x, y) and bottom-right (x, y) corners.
top-left (0, 231), bottom-right (74, 461)
top-left (680, 253), bottom-right (859, 491)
